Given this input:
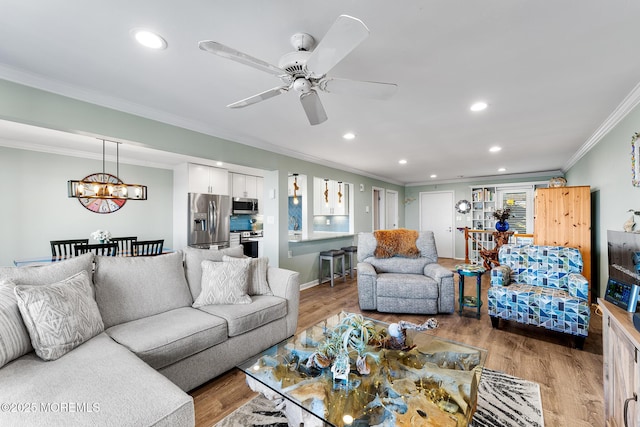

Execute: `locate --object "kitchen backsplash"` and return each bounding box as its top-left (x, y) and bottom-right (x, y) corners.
top-left (230, 214), bottom-right (262, 231)
top-left (288, 196), bottom-right (302, 231)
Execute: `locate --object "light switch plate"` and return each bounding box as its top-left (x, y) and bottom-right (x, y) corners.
top-left (360, 184), bottom-right (365, 192)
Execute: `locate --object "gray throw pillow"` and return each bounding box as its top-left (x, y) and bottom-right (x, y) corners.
top-left (0, 279), bottom-right (32, 368)
top-left (14, 271), bottom-right (104, 361)
top-left (183, 245), bottom-right (245, 300)
top-left (223, 255), bottom-right (272, 296)
top-left (193, 258), bottom-right (252, 307)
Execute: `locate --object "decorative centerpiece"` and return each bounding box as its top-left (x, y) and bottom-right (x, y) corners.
top-left (492, 208), bottom-right (511, 232)
top-left (90, 229), bottom-right (111, 244)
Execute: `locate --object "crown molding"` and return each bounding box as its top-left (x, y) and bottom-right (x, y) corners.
top-left (564, 79), bottom-right (640, 171)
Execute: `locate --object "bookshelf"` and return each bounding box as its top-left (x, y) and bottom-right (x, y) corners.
top-left (470, 186), bottom-right (497, 264)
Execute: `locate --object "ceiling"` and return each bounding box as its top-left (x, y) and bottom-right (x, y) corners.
top-left (1, 0), bottom-right (639, 185)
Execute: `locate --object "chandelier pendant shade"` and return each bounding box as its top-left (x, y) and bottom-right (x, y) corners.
top-left (67, 139), bottom-right (147, 202)
top-left (292, 173), bottom-right (300, 205)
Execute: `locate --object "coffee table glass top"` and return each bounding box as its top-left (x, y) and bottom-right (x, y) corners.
top-left (237, 312), bottom-right (487, 427)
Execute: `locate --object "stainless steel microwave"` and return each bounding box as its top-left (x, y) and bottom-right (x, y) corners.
top-left (232, 198), bottom-right (259, 214)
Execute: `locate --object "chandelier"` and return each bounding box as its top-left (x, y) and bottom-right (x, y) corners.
top-left (67, 139), bottom-right (147, 201)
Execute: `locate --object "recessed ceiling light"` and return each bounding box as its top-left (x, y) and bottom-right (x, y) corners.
top-left (470, 101), bottom-right (488, 112)
top-left (498, 167), bottom-right (506, 172)
top-left (131, 28), bottom-right (167, 49)
top-left (489, 146), bottom-right (502, 153)
top-left (216, 161), bottom-right (223, 166)
top-left (399, 159), bottom-right (407, 165)
top-left (430, 174), bottom-right (437, 178)
top-left (342, 132), bottom-right (356, 140)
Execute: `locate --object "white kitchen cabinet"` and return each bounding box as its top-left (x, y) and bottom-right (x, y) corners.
top-left (230, 172), bottom-right (264, 213)
top-left (231, 173), bottom-right (263, 199)
top-left (600, 299), bottom-right (640, 427)
top-left (188, 163), bottom-right (228, 195)
top-left (313, 178), bottom-right (349, 216)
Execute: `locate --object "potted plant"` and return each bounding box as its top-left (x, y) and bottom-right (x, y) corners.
top-left (492, 208), bottom-right (511, 232)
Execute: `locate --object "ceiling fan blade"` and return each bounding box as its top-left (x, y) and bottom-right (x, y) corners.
top-left (227, 86), bottom-right (289, 108)
top-left (319, 78), bottom-right (398, 100)
top-left (299, 90), bottom-right (328, 126)
top-left (305, 15), bottom-right (370, 77)
top-left (198, 40), bottom-right (287, 77)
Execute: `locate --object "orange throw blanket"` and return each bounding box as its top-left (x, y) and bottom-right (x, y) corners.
top-left (373, 229), bottom-right (420, 258)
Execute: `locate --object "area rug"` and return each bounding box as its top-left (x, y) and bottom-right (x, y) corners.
top-left (215, 368), bottom-right (544, 427)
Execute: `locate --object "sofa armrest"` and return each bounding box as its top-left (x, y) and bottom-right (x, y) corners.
top-left (491, 265), bottom-right (511, 286)
top-left (568, 273), bottom-right (589, 300)
top-left (267, 267), bottom-right (300, 337)
top-left (357, 262), bottom-right (378, 310)
top-left (423, 263), bottom-right (455, 313)
top-left (423, 263), bottom-right (453, 280)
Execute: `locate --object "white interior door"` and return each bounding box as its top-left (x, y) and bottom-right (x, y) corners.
top-left (419, 191), bottom-right (454, 258)
top-left (372, 187), bottom-right (385, 230)
top-left (385, 190), bottom-right (398, 229)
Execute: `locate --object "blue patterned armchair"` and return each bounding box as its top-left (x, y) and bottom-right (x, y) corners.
top-left (487, 244), bottom-right (590, 349)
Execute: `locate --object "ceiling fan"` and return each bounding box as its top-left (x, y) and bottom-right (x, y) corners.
top-left (198, 15), bottom-right (398, 126)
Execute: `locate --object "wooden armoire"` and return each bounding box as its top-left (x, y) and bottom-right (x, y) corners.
top-left (534, 185), bottom-right (592, 300)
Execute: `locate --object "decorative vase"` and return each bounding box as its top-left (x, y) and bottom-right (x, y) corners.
top-left (495, 220), bottom-right (509, 232)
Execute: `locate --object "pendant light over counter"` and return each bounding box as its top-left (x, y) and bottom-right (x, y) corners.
top-left (67, 139), bottom-right (147, 202)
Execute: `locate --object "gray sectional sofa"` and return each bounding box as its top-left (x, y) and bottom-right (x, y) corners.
top-left (356, 231), bottom-right (455, 314)
top-left (0, 246), bottom-right (300, 427)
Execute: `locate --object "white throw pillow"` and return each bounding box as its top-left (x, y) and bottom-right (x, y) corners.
top-left (0, 279), bottom-right (32, 368)
top-left (223, 255), bottom-right (272, 296)
top-left (193, 259), bottom-right (252, 307)
top-left (13, 271), bottom-right (104, 361)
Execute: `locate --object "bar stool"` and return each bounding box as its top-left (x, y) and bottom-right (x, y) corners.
top-left (341, 246), bottom-right (358, 278)
top-left (319, 250), bottom-right (346, 287)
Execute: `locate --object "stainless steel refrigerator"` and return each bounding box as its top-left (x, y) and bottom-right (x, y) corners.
top-left (188, 193), bottom-right (231, 248)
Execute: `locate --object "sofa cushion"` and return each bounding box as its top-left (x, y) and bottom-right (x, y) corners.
top-left (106, 307), bottom-right (228, 370)
top-left (376, 273), bottom-right (440, 299)
top-left (193, 258), bottom-right (252, 307)
top-left (0, 252), bottom-right (95, 287)
top-left (0, 332), bottom-right (194, 427)
top-left (224, 255), bottom-right (272, 296)
top-left (364, 257), bottom-right (432, 274)
top-left (183, 245), bottom-right (245, 300)
top-left (14, 271), bottom-right (104, 361)
top-left (197, 295), bottom-right (287, 337)
top-left (0, 279), bottom-right (31, 369)
top-left (94, 251), bottom-right (193, 329)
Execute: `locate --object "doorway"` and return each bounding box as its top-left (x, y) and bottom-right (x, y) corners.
top-left (372, 187), bottom-right (385, 230)
top-left (385, 190), bottom-right (398, 229)
top-left (419, 191), bottom-right (454, 258)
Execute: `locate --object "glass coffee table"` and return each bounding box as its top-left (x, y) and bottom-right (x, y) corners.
top-left (238, 312), bottom-right (487, 427)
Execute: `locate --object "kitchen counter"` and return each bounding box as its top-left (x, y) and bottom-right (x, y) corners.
top-left (288, 232), bottom-right (354, 243)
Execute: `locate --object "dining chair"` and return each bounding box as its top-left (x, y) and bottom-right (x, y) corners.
top-left (50, 239), bottom-right (89, 260)
top-left (132, 240), bottom-right (164, 256)
top-left (110, 236), bottom-right (138, 255)
top-left (74, 242), bottom-right (119, 257)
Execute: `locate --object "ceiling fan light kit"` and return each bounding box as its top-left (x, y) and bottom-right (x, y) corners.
top-left (198, 15), bottom-right (398, 125)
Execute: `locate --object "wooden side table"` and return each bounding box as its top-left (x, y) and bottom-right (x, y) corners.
top-left (454, 263), bottom-right (486, 319)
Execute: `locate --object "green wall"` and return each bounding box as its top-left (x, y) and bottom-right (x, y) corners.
top-left (0, 79), bottom-right (404, 285)
top-left (565, 102), bottom-right (640, 298)
top-left (0, 147), bottom-right (173, 265)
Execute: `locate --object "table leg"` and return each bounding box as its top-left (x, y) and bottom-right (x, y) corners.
top-left (458, 272), bottom-right (464, 315)
top-left (476, 273), bottom-right (482, 319)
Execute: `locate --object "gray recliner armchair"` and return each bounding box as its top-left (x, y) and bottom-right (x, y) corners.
top-left (356, 230), bottom-right (455, 314)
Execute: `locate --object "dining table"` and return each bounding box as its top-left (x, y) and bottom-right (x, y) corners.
top-left (13, 248), bottom-right (173, 267)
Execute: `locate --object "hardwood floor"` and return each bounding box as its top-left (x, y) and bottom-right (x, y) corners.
top-left (190, 258), bottom-right (604, 426)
